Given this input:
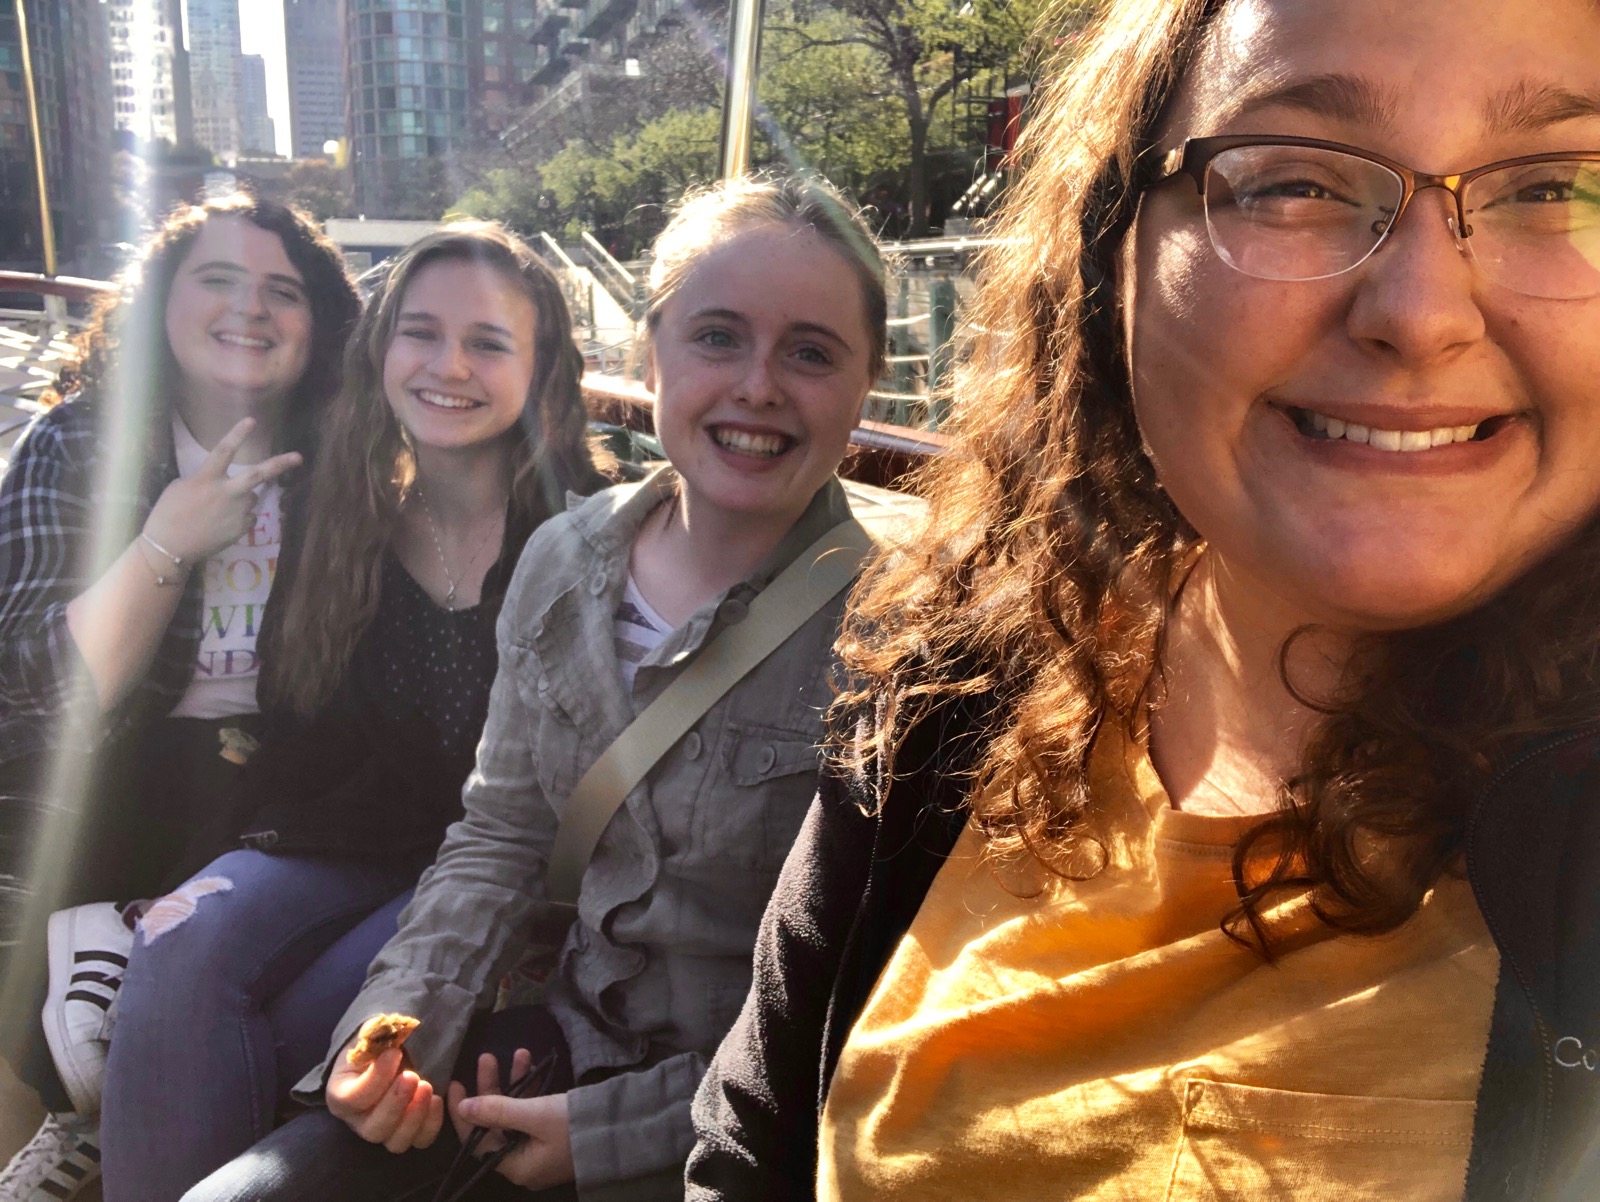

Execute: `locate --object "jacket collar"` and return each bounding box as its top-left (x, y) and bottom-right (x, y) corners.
top-left (567, 463), bottom-right (855, 589)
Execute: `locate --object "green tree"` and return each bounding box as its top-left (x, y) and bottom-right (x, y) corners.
top-left (782, 0), bottom-right (1078, 232)
top-left (758, 4), bottom-right (909, 197)
top-left (282, 159), bottom-right (352, 222)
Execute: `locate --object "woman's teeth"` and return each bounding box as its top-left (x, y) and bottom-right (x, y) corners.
top-left (417, 389), bottom-right (479, 410)
top-left (215, 332), bottom-right (272, 349)
top-left (713, 427), bottom-right (788, 457)
top-left (1301, 408), bottom-right (1484, 452)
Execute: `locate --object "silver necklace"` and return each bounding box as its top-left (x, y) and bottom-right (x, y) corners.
top-left (414, 484), bottom-right (502, 611)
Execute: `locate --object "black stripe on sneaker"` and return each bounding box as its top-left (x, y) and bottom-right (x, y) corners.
top-left (73, 950), bottom-right (128, 967)
top-left (68, 970), bottom-right (122, 987)
top-left (78, 1141), bottom-right (100, 1163)
top-left (63, 989), bottom-right (112, 1009)
top-left (58, 1158), bottom-right (88, 1180)
top-left (39, 1178), bottom-right (73, 1198)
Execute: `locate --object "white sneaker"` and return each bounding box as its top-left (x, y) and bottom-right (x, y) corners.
top-left (0, 1115), bottom-right (100, 1201)
top-left (41, 902), bottom-right (135, 1117)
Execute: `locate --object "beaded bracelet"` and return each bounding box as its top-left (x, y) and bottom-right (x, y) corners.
top-left (137, 532), bottom-right (186, 587)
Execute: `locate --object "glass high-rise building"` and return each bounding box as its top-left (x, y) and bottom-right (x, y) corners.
top-left (345, 0), bottom-right (469, 216)
top-left (237, 53), bottom-right (275, 155)
top-left (108, 0), bottom-right (191, 148)
top-left (284, 0), bottom-right (343, 160)
top-left (186, 0), bottom-right (242, 161)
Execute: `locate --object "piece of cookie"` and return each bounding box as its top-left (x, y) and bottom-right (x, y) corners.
top-left (346, 1013), bottom-right (421, 1069)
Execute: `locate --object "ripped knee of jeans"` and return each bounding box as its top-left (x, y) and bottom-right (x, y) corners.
top-left (138, 876), bottom-right (234, 946)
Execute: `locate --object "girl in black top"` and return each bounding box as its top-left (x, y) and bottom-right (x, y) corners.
top-left (93, 223), bottom-right (607, 1201)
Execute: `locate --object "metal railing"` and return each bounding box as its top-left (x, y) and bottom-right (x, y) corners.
top-left (0, 272), bottom-right (112, 447)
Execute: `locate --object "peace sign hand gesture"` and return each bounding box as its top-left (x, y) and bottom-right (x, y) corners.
top-left (141, 417), bottom-right (300, 567)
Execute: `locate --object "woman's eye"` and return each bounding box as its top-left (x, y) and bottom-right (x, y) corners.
top-left (1512, 180), bottom-right (1574, 204)
top-left (695, 328), bottom-right (735, 349)
top-left (795, 345), bottom-right (832, 366)
top-left (271, 287), bottom-right (305, 304)
top-left (473, 339), bottom-right (511, 354)
top-left (1238, 178), bottom-right (1352, 205)
top-left (398, 327), bottom-right (434, 341)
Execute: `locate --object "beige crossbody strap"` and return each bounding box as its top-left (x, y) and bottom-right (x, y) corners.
top-left (544, 517), bottom-right (874, 906)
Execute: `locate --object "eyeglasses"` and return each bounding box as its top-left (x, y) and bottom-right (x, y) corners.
top-left (1150, 135), bottom-right (1600, 300)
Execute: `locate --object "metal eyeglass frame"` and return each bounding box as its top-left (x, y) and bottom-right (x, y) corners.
top-left (1149, 134), bottom-right (1600, 277)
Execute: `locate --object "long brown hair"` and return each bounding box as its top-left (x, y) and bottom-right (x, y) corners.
top-left (261, 222), bottom-right (611, 716)
top-left (835, 0), bottom-right (1600, 952)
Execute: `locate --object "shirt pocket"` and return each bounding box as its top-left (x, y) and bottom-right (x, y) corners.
top-left (1165, 1079), bottom-right (1476, 1202)
top-left (694, 721), bottom-right (822, 873)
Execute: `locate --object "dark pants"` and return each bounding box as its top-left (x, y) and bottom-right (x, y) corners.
top-left (0, 715), bottom-right (261, 1110)
top-left (178, 1005), bottom-right (577, 1202)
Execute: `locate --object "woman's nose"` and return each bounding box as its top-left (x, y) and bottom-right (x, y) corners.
top-left (1345, 192), bottom-right (1487, 365)
top-left (736, 355), bottom-right (781, 406)
top-left (431, 338), bottom-right (471, 379)
top-left (235, 282), bottom-right (271, 319)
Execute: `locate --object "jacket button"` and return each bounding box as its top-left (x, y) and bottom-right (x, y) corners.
top-left (757, 744), bottom-right (777, 774)
top-left (716, 597), bottom-right (749, 624)
top-left (588, 571), bottom-right (608, 596)
top-left (683, 731), bottom-right (702, 760)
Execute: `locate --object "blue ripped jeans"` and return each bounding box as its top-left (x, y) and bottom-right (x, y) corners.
top-left (97, 849), bottom-right (416, 1202)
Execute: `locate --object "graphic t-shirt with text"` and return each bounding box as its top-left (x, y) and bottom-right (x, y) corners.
top-left (168, 416), bottom-right (280, 719)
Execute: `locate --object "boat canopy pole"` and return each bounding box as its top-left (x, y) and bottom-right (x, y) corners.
top-left (14, 0), bottom-right (57, 276)
top-left (718, 0), bottom-right (767, 178)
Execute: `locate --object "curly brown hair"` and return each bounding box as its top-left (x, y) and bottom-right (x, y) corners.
top-left (260, 221), bottom-right (612, 716)
top-left (834, 0), bottom-right (1600, 953)
top-left (60, 193), bottom-right (360, 459)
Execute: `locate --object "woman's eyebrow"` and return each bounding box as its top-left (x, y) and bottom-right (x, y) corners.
top-left (791, 320), bottom-right (853, 351)
top-left (688, 307), bottom-right (748, 325)
top-left (1484, 81), bottom-right (1600, 135)
top-left (1221, 72), bottom-right (1398, 132)
top-left (397, 311), bottom-right (517, 340)
top-left (189, 260), bottom-right (304, 290)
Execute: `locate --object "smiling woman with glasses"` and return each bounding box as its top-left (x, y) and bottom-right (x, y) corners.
top-left (687, 0), bottom-right (1600, 1199)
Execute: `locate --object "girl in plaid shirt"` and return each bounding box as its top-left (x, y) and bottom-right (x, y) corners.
top-left (0, 196), bottom-right (358, 1132)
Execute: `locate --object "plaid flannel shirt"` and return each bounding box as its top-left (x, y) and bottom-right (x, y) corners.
top-left (0, 395), bottom-right (200, 770)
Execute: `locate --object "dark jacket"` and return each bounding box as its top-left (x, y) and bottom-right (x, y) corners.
top-left (685, 694), bottom-right (1600, 1202)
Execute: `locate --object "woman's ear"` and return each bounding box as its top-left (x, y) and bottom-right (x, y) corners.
top-left (643, 342), bottom-right (658, 395)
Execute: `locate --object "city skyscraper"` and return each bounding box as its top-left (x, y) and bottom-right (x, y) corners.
top-left (186, 0), bottom-right (242, 160)
top-left (237, 53), bottom-right (275, 154)
top-left (284, 0), bottom-right (343, 159)
top-left (345, 0), bottom-right (470, 215)
top-left (108, 0), bottom-right (192, 148)
top-left (0, 0), bottom-right (115, 268)
top-left (344, 0), bottom-right (556, 216)
top-left (472, 0), bottom-right (541, 138)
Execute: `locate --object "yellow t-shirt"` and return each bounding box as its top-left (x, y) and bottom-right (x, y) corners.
top-left (818, 724), bottom-right (1499, 1202)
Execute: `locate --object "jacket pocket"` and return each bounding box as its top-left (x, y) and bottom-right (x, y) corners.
top-left (504, 640), bottom-right (584, 808)
top-left (693, 722), bottom-right (822, 872)
top-left (1164, 1079), bottom-right (1475, 1202)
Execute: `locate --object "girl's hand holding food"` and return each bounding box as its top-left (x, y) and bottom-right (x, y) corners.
top-left (327, 1015), bottom-right (442, 1153)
